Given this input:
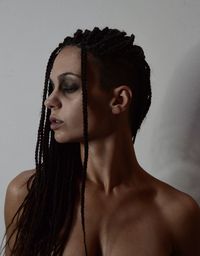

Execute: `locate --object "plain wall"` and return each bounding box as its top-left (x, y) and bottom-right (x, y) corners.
top-left (0, 0), bottom-right (200, 241)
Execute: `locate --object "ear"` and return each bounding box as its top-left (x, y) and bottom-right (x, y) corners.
top-left (109, 85), bottom-right (133, 115)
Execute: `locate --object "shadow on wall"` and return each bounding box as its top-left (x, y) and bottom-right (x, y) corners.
top-left (150, 42), bottom-right (200, 204)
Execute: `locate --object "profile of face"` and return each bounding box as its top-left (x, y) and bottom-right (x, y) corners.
top-left (44, 46), bottom-right (120, 144)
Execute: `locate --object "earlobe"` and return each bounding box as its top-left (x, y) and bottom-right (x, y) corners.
top-left (112, 105), bottom-right (122, 114)
top-left (110, 86), bottom-right (132, 115)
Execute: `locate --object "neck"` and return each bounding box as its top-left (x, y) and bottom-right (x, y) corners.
top-left (80, 129), bottom-right (142, 194)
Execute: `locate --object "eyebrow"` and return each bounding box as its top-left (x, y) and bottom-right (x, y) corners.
top-left (49, 72), bottom-right (81, 84)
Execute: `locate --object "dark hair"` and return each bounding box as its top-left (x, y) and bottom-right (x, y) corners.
top-left (2, 27), bottom-right (151, 255)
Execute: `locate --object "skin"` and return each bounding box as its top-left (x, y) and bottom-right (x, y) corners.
top-left (4, 46), bottom-right (200, 256)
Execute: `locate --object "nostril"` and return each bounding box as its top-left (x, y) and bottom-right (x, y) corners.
top-left (44, 99), bottom-right (49, 107)
top-left (44, 96), bottom-right (61, 109)
top-left (45, 99), bottom-right (54, 109)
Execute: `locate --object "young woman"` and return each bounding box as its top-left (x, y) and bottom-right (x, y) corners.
top-left (3, 27), bottom-right (200, 255)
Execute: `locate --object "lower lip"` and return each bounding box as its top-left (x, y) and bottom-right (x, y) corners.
top-left (50, 122), bottom-right (64, 130)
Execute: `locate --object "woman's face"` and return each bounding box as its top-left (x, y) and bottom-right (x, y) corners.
top-left (45, 46), bottom-right (115, 143)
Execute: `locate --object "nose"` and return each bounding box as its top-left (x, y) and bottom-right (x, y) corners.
top-left (44, 93), bottom-right (61, 109)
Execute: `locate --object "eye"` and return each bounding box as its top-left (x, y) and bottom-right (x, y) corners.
top-left (61, 83), bottom-right (80, 94)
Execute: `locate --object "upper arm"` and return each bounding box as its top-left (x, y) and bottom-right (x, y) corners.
top-left (4, 169), bottom-right (35, 255)
top-left (170, 195), bottom-right (200, 255)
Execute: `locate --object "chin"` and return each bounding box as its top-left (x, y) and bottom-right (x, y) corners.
top-left (54, 132), bottom-right (83, 144)
top-left (54, 135), bottom-right (72, 143)
top-left (54, 137), bottom-right (67, 144)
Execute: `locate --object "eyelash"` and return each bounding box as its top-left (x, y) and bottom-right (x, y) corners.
top-left (62, 85), bottom-right (79, 93)
top-left (49, 82), bottom-right (79, 94)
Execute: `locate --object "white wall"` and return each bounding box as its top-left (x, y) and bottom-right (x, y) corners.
top-left (0, 0), bottom-right (200, 241)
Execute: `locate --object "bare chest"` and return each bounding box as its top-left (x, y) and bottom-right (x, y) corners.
top-left (62, 194), bottom-right (174, 256)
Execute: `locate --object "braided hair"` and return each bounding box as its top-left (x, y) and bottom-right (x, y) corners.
top-left (2, 27), bottom-right (151, 255)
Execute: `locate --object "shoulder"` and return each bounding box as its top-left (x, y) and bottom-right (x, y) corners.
top-left (6, 169), bottom-right (36, 191)
top-left (4, 169), bottom-right (35, 254)
top-left (165, 189), bottom-right (200, 254)
top-left (5, 169), bottom-right (36, 202)
top-left (4, 169), bottom-right (36, 225)
top-left (150, 174), bottom-right (200, 226)
top-left (149, 174), bottom-right (200, 254)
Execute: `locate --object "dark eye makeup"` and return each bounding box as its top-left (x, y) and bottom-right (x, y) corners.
top-left (49, 79), bottom-right (80, 94)
top-left (61, 82), bottom-right (80, 93)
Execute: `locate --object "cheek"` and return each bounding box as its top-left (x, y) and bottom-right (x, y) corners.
top-left (64, 100), bottom-right (84, 131)
top-left (54, 100), bottom-right (84, 143)
top-left (54, 95), bottom-right (114, 143)
top-left (87, 97), bottom-right (114, 138)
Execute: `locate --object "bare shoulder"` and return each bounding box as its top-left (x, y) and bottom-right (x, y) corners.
top-left (147, 172), bottom-right (200, 254)
top-left (4, 169), bottom-right (36, 225)
top-left (6, 169), bottom-right (35, 201)
top-left (4, 169), bottom-right (36, 254)
top-left (149, 174), bottom-right (199, 209)
top-left (148, 173), bottom-right (200, 225)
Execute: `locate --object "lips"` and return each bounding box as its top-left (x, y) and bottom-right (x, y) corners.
top-left (49, 116), bottom-right (64, 130)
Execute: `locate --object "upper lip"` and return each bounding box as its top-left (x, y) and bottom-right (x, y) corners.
top-left (49, 115), bottom-right (63, 123)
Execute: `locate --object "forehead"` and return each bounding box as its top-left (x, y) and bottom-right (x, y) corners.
top-left (50, 46), bottom-right (81, 81)
top-left (50, 45), bottom-right (101, 89)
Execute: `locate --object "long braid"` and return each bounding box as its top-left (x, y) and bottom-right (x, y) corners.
top-left (80, 44), bottom-right (89, 256)
top-left (35, 44), bottom-right (62, 172)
